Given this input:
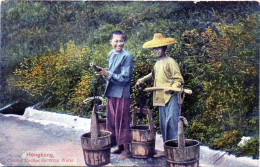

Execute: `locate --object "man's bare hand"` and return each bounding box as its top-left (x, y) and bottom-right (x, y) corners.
top-left (96, 68), bottom-right (108, 77)
top-left (135, 81), bottom-right (141, 89)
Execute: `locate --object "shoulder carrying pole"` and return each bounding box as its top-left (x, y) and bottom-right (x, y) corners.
top-left (143, 87), bottom-right (192, 94)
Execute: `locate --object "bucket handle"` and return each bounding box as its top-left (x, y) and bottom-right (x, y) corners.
top-left (132, 107), bottom-right (155, 135)
top-left (90, 105), bottom-right (101, 147)
top-left (178, 116), bottom-right (188, 152)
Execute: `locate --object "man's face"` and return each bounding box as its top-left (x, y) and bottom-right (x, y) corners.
top-left (110, 34), bottom-right (125, 53)
top-left (153, 47), bottom-right (165, 58)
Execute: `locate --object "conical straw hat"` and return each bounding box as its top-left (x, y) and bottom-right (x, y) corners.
top-left (142, 33), bottom-right (177, 48)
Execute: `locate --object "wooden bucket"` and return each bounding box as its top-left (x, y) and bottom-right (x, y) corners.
top-left (164, 117), bottom-right (200, 167)
top-left (81, 105), bottom-right (111, 166)
top-left (81, 130), bottom-right (112, 166)
top-left (131, 107), bottom-right (156, 158)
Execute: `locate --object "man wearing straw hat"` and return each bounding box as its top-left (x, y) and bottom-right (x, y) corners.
top-left (135, 33), bottom-right (184, 157)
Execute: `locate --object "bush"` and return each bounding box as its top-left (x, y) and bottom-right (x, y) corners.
top-left (13, 41), bottom-right (92, 114)
top-left (210, 130), bottom-right (241, 150)
top-left (236, 137), bottom-right (259, 159)
top-left (185, 121), bottom-right (208, 143)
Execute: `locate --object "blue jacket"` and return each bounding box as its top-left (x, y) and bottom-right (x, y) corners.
top-left (104, 48), bottom-right (134, 98)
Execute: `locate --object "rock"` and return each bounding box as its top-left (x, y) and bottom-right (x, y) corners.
top-left (237, 136), bottom-right (252, 147)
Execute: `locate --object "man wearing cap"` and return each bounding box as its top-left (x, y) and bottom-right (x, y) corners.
top-left (135, 33), bottom-right (184, 157)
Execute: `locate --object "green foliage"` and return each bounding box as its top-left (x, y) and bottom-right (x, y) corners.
top-left (185, 121), bottom-right (208, 143)
top-left (68, 71), bottom-right (93, 115)
top-left (89, 44), bottom-right (111, 68)
top-left (131, 63), bottom-right (153, 108)
top-left (182, 16), bottom-right (258, 159)
top-left (236, 137), bottom-right (259, 159)
top-left (210, 130), bottom-right (241, 150)
top-left (202, 19), bottom-right (258, 127)
top-left (13, 41), bottom-right (92, 114)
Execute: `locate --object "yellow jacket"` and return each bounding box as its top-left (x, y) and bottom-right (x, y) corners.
top-left (138, 56), bottom-right (184, 106)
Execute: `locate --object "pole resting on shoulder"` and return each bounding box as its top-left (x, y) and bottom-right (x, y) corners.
top-left (143, 87), bottom-right (192, 94)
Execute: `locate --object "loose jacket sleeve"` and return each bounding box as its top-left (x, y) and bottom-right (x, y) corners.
top-left (107, 54), bottom-right (134, 86)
